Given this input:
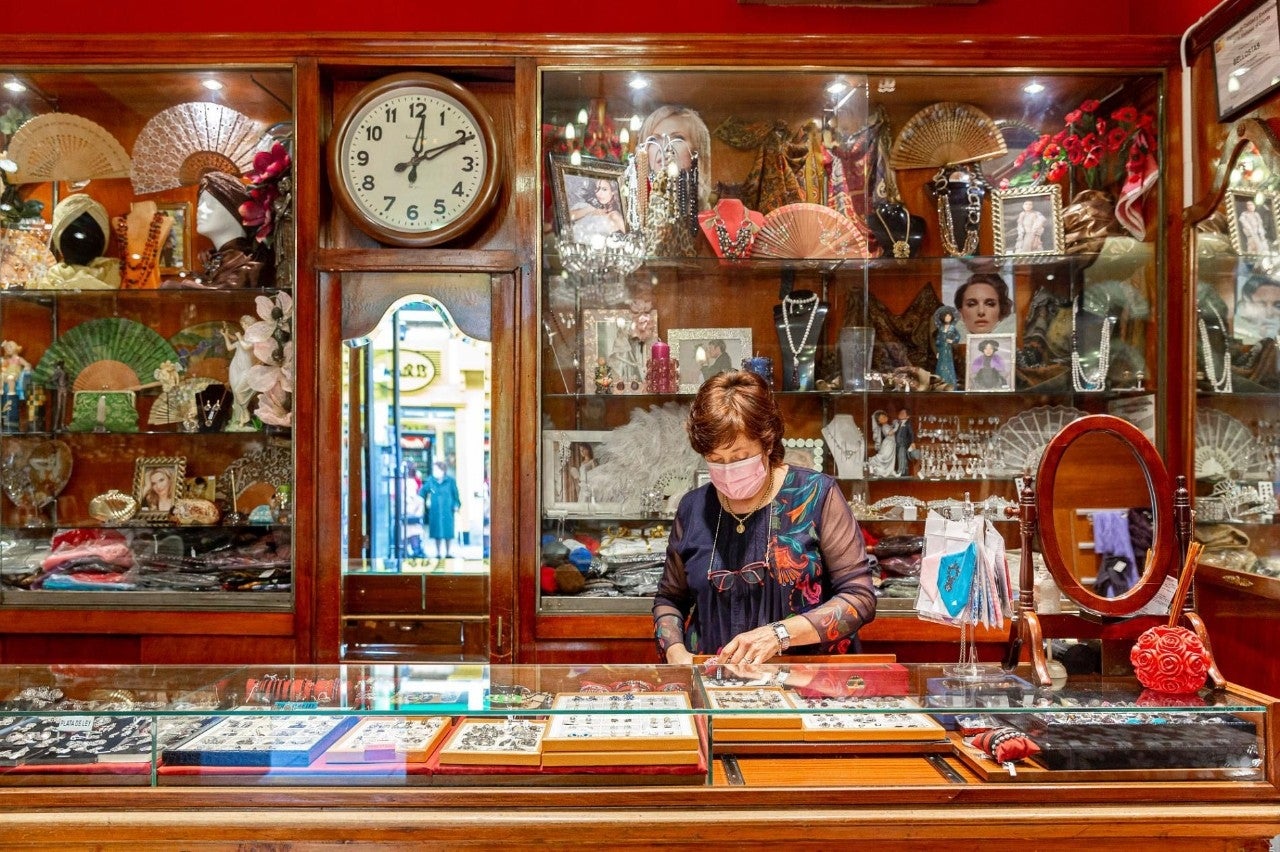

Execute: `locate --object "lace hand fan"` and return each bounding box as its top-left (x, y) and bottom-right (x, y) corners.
top-left (1195, 409), bottom-right (1272, 481)
top-left (32, 317), bottom-right (178, 391)
top-left (131, 102), bottom-right (263, 194)
top-left (753, 203), bottom-right (872, 259)
top-left (7, 113), bottom-right (131, 185)
top-left (990, 405), bottom-right (1086, 476)
top-left (889, 102), bottom-right (1006, 170)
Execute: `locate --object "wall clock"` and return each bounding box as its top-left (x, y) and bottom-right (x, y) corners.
top-left (328, 72), bottom-right (501, 247)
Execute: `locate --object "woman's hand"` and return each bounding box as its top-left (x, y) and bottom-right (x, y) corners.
top-left (719, 625), bottom-right (783, 666)
top-left (665, 645), bottom-right (694, 665)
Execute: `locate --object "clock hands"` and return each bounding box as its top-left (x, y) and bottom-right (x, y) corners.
top-left (394, 128), bottom-right (476, 184)
top-left (405, 116), bottom-right (427, 182)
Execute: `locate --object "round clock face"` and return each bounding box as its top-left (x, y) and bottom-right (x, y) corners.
top-left (331, 74), bottom-right (499, 247)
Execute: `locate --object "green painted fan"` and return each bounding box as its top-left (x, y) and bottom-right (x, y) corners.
top-left (33, 317), bottom-right (178, 391)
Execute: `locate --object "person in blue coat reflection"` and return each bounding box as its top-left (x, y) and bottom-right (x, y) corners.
top-left (421, 460), bottom-right (462, 559)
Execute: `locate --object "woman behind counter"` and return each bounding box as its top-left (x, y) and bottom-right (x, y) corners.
top-left (653, 370), bottom-right (876, 665)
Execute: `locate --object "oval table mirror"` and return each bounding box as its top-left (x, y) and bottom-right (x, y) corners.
top-left (1005, 414), bottom-right (1222, 688)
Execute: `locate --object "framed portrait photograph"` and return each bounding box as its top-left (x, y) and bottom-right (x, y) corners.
top-left (157, 201), bottom-right (192, 275)
top-left (964, 333), bottom-right (1016, 392)
top-left (184, 475), bottom-right (217, 502)
top-left (582, 307), bottom-right (658, 395)
top-left (1226, 189), bottom-right (1278, 258)
top-left (1213, 0), bottom-right (1280, 121)
top-left (991, 185), bottom-right (1063, 257)
top-left (941, 259), bottom-right (1017, 337)
top-left (667, 327), bottom-right (752, 394)
top-left (548, 155), bottom-right (629, 245)
top-left (1233, 264), bottom-right (1280, 343)
top-left (542, 430), bottom-right (615, 515)
top-left (134, 456), bottom-right (187, 520)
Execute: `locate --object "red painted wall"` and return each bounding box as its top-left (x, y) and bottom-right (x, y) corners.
top-left (12, 0), bottom-right (1222, 37)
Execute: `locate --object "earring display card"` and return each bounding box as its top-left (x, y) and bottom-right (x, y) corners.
top-left (0, 715), bottom-right (218, 767)
top-left (161, 715), bottom-right (358, 768)
top-left (782, 696), bottom-right (947, 742)
top-left (544, 712), bottom-right (698, 753)
top-left (323, 716), bottom-right (452, 764)
top-left (550, 692), bottom-right (691, 713)
top-left (704, 686), bottom-right (800, 731)
top-left (437, 719), bottom-right (547, 767)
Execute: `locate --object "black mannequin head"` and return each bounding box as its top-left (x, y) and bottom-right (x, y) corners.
top-left (56, 212), bottom-right (107, 265)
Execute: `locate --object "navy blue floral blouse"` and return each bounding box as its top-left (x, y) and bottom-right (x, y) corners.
top-left (653, 465), bottom-right (876, 657)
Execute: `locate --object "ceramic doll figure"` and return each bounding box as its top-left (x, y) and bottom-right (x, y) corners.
top-left (220, 318), bottom-right (258, 430)
top-left (933, 306), bottom-right (961, 388)
top-left (1, 339), bottom-right (32, 431)
top-left (866, 409), bottom-right (898, 478)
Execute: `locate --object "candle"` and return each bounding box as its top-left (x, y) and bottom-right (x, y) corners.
top-left (650, 341), bottom-right (670, 361)
top-left (742, 355), bottom-right (774, 387)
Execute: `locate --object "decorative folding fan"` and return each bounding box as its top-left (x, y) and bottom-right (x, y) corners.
top-left (169, 322), bottom-right (234, 384)
top-left (990, 405), bottom-right (1086, 476)
top-left (32, 317), bottom-right (178, 392)
top-left (130, 102), bottom-right (263, 194)
top-left (7, 113), bottom-right (131, 185)
top-left (889, 102), bottom-right (1006, 170)
top-left (1195, 408), bottom-right (1272, 481)
top-left (148, 376), bottom-right (216, 426)
top-left (753, 203), bottom-right (872, 260)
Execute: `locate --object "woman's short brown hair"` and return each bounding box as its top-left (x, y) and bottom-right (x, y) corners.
top-left (686, 370), bottom-right (785, 466)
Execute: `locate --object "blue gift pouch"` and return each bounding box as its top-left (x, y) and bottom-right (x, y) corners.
top-left (939, 541), bottom-right (978, 617)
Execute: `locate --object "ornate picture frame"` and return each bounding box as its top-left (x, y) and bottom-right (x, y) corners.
top-left (582, 307), bottom-right (658, 395)
top-left (991, 185), bottom-right (1063, 257)
top-left (548, 155), bottom-right (630, 244)
top-left (133, 455), bottom-right (186, 521)
top-left (964, 333), bottom-right (1016, 392)
top-left (667, 327), bottom-right (752, 394)
top-left (542, 429), bottom-right (614, 515)
top-left (1226, 188), bottom-right (1278, 258)
top-left (157, 201), bottom-right (192, 275)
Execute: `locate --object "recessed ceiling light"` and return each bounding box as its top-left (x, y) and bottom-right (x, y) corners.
top-left (628, 77), bottom-right (649, 91)
top-left (3, 80), bottom-right (26, 93)
top-left (1023, 81), bottom-right (1045, 95)
top-left (826, 81), bottom-right (848, 95)
top-left (201, 78), bottom-right (224, 91)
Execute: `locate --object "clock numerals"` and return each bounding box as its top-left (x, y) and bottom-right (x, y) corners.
top-left (409, 102), bottom-right (427, 120)
top-left (355, 151), bottom-right (369, 167)
top-left (364, 125), bottom-right (382, 142)
top-left (461, 156), bottom-right (474, 172)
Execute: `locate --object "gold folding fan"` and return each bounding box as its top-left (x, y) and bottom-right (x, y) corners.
top-left (130, 102), bottom-right (263, 194)
top-left (889, 102), bottom-right (1006, 170)
top-left (7, 113), bottom-right (131, 185)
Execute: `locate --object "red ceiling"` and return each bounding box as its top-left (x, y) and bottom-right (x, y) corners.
top-left (11, 0), bottom-right (1222, 37)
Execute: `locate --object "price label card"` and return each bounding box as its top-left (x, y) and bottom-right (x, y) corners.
top-left (56, 716), bottom-right (95, 733)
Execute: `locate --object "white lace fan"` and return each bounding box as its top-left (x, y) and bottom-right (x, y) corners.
top-left (7, 113), bottom-right (131, 184)
top-left (990, 405), bottom-right (1086, 476)
top-left (130, 102), bottom-right (262, 194)
top-left (1195, 409), bottom-right (1272, 481)
top-left (753, 203), bottom-right (872, 260)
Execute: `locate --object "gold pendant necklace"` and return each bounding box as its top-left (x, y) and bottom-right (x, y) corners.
top-left (718, 468), bottom-right (775, 533)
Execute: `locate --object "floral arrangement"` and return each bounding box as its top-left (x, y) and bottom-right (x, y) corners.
top-left (1004, 100), bottom-right (1156, 190)
top-left (243, 291), bottom-right (293, 428)
top-left (238, 140), bottom-right (291, 248)
top-left (1129, 624), bottom-right (1210, 695)
top-left (1001, 99), bottom-right (1159, 240)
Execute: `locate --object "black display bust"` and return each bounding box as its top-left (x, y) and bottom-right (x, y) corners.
top-left (774, 289), bottom-right (828, 392)
top-left (56, 212), bottom-right (107, 265)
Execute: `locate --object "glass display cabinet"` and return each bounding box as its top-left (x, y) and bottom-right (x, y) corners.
top-left (0, 67), bottom-right (295, 611)
top-left (536, 66), bottom-right (1167, 628)
top-left (0, 661), bottom-right (1271, 789)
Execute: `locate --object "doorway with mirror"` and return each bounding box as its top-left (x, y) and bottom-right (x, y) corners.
top-left (340, 293), bottom-right (491, 662)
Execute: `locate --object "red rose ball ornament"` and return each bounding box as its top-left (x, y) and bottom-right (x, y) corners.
top-left (1129, 625), bottom-right (1210, 694)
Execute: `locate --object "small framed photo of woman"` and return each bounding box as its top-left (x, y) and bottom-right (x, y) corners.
top-left (157, 201), bottom-right (192, 275)
top-left (549, 155), bottom-right (629, 245)
top-left (134, 456), bottom-right (187, 520)
top-left (1227, 189), bottom-right (1278, 258)
top-left (582, 307), bottom-right (659, 395)
top-left (667, 327), bottom-right (752, 394)
top-left (542, 430), bottom-right (611, 515)
top-left (991, 185), bottom-right (1063, 257)
top-left (964, 333), bottom-right (1016, 392)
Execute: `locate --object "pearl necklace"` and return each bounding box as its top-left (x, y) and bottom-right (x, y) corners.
top-left (1198, 303), bottom-right (1233, 393)
top-left (1070, 302), bottom-right (1113, 392)
top-left (782, 292), bottom-right (820, 386)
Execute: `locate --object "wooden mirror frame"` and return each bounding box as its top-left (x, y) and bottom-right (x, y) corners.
top-left (1036, 414), bottom-right (1177, 618)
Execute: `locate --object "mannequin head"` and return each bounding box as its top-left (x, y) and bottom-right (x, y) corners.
top-left (50, 195), bottom-right (110, 265)
top-left (197, 171), bottom-right (251, 249)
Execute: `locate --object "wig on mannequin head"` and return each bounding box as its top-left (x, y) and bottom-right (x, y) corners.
top-left (50, 194), bottom-right (111, 264)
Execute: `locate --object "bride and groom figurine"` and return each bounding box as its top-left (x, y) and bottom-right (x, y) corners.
top-left (867, 408), bottom-right (915, 478)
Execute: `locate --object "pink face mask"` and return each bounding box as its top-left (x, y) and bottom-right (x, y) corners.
top-left (706, 454), bottom-right (768, 501)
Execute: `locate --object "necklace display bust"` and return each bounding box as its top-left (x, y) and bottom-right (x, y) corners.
top-left (774, 288), bottom-right (828, 391)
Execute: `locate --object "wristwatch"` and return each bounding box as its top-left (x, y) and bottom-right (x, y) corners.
top-left (769, 620), bottom-right (791, 652)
